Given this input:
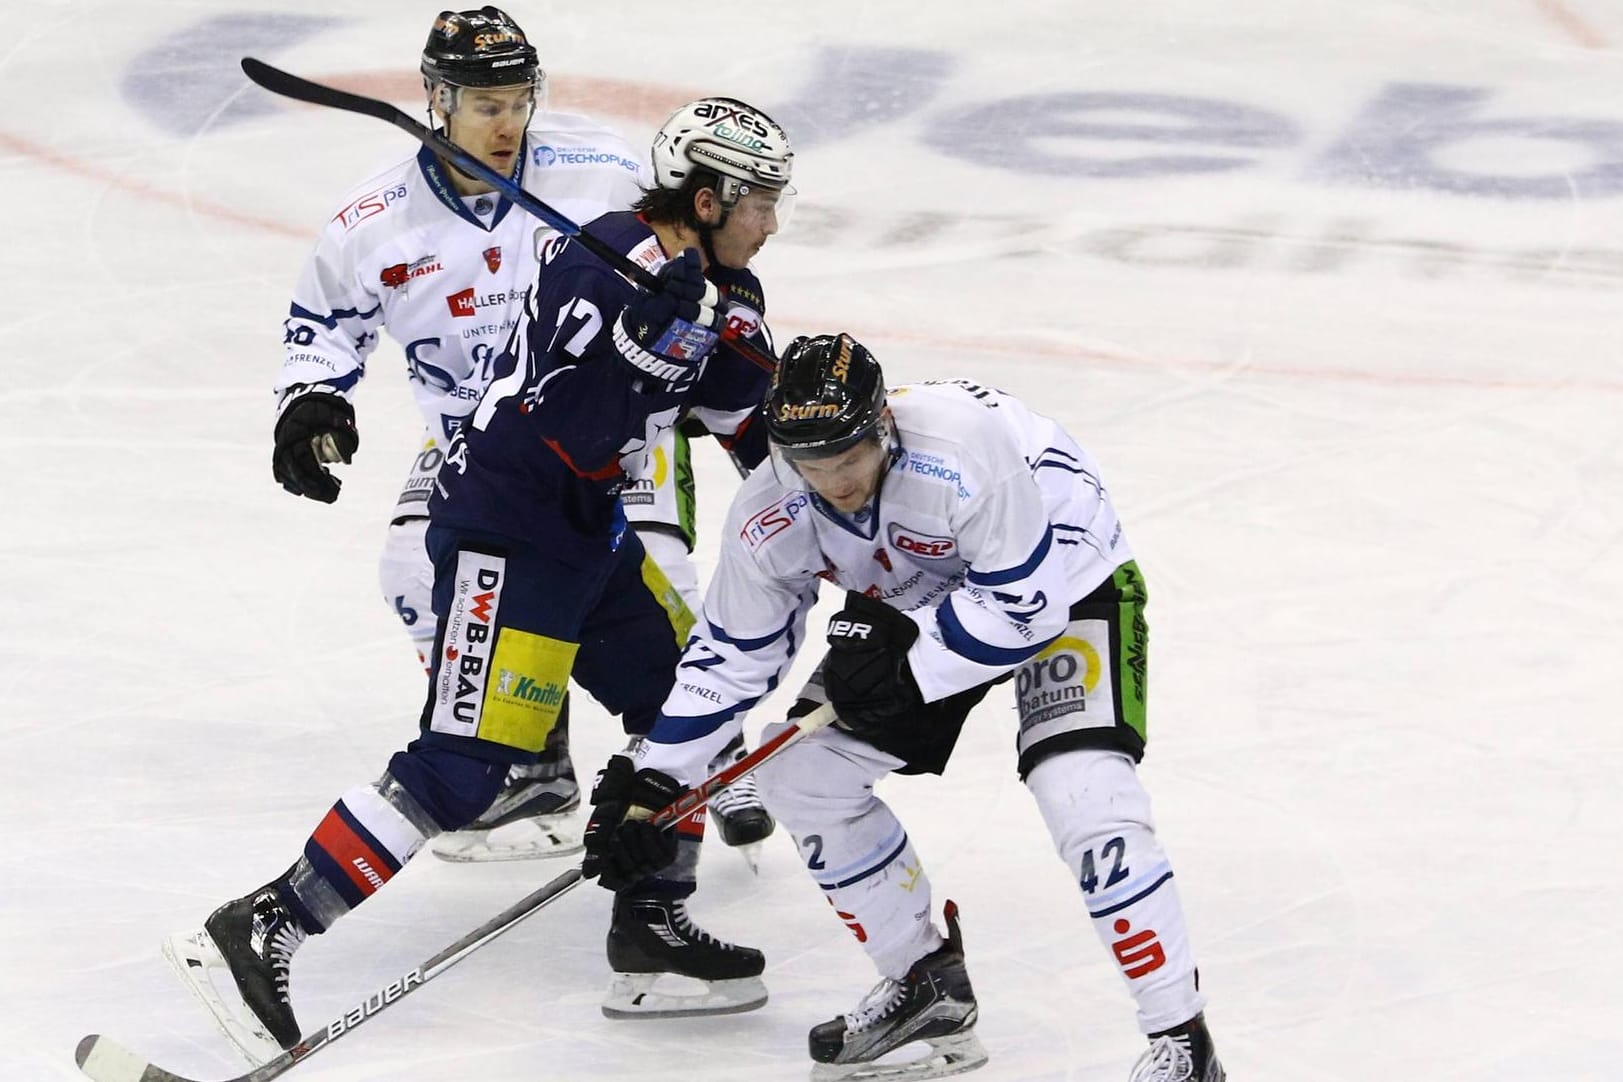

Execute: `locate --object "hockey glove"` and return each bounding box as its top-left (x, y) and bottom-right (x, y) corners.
top-left (612, 248), bottom-right (721, 393)
top-left (823, 590), bottom-right (925, 738)
top-left (582, 755), bottom-right (684, 892)
top-left (272, 389), bottom-right (358, 504)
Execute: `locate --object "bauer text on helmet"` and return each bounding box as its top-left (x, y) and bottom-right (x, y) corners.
top-left (420, 7), bottom-right (542, 91)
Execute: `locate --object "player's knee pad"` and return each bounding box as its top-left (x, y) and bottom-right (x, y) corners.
top-left (385, 744), bottom-right (509, 832)
top-left (1026, 749), bottom-right (1204, 1031)
top-left (755, 725), bottom-right (889, 834)
top-left (379, 517), bottom-right (438, 655)
top-left (756, 724), bottom-right (937, 978)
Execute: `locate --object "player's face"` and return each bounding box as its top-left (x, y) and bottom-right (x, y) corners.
top-left (789, 433), bottom-right (890, 513)
top-left (444, 84), bottom-right (535, 180)
top-left (707, 185), bottom-right (787, 269)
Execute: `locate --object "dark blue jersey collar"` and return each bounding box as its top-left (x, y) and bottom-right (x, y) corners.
top-left (416, 135), bottom-right (526, 231)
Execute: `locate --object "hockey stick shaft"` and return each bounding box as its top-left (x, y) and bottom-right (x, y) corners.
top-left (75, 704), bottom-right (836, 1082)
top-left (238, 57), bottom-right (778, 376)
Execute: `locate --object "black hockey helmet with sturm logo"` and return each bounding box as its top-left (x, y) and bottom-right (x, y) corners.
top-left (766, 333), bottom-right (887, 460)
top-left (420, 7), bottom-right (540, 89)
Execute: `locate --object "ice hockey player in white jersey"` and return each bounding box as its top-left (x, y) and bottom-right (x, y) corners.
top-left (269, 6), bottom-right (773, 862)
top-left (584, 334), bottom-right (1225, 1082)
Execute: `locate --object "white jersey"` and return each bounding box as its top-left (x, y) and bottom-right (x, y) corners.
top-left (275, 113), bottom-right (646, 446)
top-left (641, 379), bottom-right (1134, 781)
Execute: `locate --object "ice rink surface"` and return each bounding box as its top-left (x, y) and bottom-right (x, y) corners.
top-left (4, 2), bottom-right (1622, 1080)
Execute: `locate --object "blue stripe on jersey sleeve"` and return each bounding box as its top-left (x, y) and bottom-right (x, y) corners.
top-left (937, 595), bottom-right (1048, 668)
top-left (647, 703), bottom-right (753, 745)
top-left (707, 612), bottom-right (796, 652)
top-left (289, 301), bottom-right (381, 330)
top-left (966, 526), bottom-right (1053, 587)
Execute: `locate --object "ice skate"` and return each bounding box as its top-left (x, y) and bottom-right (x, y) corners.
top-left (432, 710), bottom-right (581, 862)
top-left (162, 884), bottom-right (307, 1064)
top-left (706, 734), bottom-right (775, 872)
top-left (1128, 1013), bottom-right (1225, 1082)
top-left (808, 901), bottom-right (986, 1082)
top-left (602, 892), bottom-right (768, 1018)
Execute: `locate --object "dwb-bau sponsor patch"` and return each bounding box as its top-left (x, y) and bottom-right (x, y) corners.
top-left (430, 549), bottom-right (506, 740)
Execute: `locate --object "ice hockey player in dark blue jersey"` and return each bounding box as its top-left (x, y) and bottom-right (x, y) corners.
top-left (162, 96), bottom-right (794, 1062)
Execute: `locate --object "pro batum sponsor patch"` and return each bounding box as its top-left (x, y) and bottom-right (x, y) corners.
top-left (430, 549), bottom-right (505, 739)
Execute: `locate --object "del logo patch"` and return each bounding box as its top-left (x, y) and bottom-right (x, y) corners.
top-left (888, 524), bottom-right (956, 559)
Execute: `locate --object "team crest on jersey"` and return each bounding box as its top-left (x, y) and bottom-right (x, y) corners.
top-left (888, 524), bottom-right (956, 559)
top-left (483, 246), bottom-right (501, 273)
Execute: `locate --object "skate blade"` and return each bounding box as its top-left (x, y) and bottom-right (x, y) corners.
top-left (809, 1031), bottom-right (989, 1082)
top-left (430, 813), bottom-right (584, 862)
top-left (733, 840), bottom-right (763, 875)
top-left (601, 972), bottom-right (768, 1018)
top-left (161, 930), bottom-right (282, 1066)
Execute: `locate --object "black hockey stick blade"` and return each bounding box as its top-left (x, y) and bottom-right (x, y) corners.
top-left (237, 56), bottom-right (778, 376)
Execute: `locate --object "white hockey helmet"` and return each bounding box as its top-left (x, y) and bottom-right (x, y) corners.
top-left (650, 97), bottom-right (794, 206)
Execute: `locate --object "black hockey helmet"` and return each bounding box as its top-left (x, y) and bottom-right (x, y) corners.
top-left (765, 333), bottom-right (887, 460)
top-left (420, 7), bottom-right (540, 90)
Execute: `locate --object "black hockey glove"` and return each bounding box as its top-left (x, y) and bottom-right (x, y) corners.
top-left (612, 248), bottom-right (721, 393)
top-left (823, 590), bottom-right (925, 738)
top-left (272, 389), bottom-right (358, 504)
top-left (581, 755), bottom-right (684, 892)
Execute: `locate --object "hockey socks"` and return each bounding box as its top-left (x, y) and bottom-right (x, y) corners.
top-left (1026, 750), bottom-right (1207, 1033)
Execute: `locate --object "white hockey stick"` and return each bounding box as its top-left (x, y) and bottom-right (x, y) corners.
top-left (75, 704), bottom-right (836, 1082)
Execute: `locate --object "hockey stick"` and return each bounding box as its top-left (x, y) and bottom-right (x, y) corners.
top-left (75, 704), bottom-right (837, 1082)
top-left (238, 57), bottom-right (779, 376)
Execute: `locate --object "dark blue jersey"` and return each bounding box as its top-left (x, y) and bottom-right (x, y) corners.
top-left (429, 211), bottom-right (773, 561)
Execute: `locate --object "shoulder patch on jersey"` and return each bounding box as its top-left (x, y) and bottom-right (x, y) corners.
top-left (721, 303), bottom-right (761, 341)
top-left (530, 143), bottom-right (641, 174)
top-left (333, 182), bottom-right (409, 232)
top-left (898, 449), bottom-right (972, 499)
top-left (888, 524), bottom-right (956, 559)
top-left (627, 235), bottom-right (664, 274)
top-left (739, 492), bottom-right (811, 551)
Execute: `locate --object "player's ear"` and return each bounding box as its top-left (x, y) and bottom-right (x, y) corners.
top-left (693, 186), bottom-right (723, 227)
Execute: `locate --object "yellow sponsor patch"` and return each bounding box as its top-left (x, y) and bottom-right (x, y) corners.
top-left (641, 553), bottom-right (696, 643)
top-left (477, 629), bottom-right (578, 753)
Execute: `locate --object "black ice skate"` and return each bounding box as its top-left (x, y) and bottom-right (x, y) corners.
top-left (602, 892), bottom-right (768, 1018)
top-left (432, 710), bottom-right (581, 862)
top-left (162, 884), bottom-right (308, 1064)
top-left (809, 900), bottom-right (988, 1081)
top-left (706, 734), bottom-right (775, 870)
top-left (1129, 1013), bottom-right (1226, 1082)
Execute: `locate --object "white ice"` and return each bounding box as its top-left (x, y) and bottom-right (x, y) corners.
top-left (4, 2), bottom-right (1622, 1080)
